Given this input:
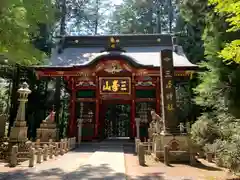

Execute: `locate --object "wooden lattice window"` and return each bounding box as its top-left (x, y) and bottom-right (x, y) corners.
top-left (136, 102), bottom-right (156, 123)
top-left (75, 102), bottom-right (96, 124)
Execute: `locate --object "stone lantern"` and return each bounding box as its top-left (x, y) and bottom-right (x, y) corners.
top-left (9, 82), bottom-right (31, 142)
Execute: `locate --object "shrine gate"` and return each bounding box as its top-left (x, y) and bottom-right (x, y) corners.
top-left (34, 34), bottom-right (197, 141)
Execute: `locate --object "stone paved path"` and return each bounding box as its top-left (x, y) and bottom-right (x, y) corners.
top-left (0, 144), bottom-right (96, 180)
top-left (123, 145), bottom-right (237, 180)
top-left (0, 141), bottom-right (238, 180)
top-left (64, 145), bottom-right (126, 180)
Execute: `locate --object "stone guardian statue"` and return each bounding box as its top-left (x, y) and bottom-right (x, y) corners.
top-left (150, 110), bottom-right (163, 134)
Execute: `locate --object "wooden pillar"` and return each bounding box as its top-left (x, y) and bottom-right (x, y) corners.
top-left (54, 77), bottom-right (61, 125)
top-left (95, 76), bottom-right (99, 138)
top-left (156, 77), bottom-right (160, 115)
top-left (131, 74), bottom-right (136, 138)
top-left (68, 77), bottom-right (76, 137)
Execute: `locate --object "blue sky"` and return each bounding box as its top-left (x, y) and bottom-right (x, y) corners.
top-left (113, 0), bottom-right (123, 5)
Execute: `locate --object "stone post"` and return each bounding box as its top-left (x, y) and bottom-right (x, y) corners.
top-left (70, 138), bottom-right (73, 150)
top-left (49, 144), bottom-right (53, 159)
top-left (36, 139), bottom-right (40, 149)
top-left (73, 137), bottom-right (76, 148)
top-left (77, 119), bottom-right (84, 145)
top-left (43, 144), bottom-right (48, 161)
top-left (64, 138), bottom-right (68, 152)
top-left (10, 145), bottom-right (18, 167)
top-left (147, 139), bottom-right (151, 155)
top-left (9, 82), bottom-right (31, 142)
top-left (49, 139), bottom-right (53, 146)
top-left (29, 147), bottom-right (35, 167)
top-left (138, 143), bottom-right (145, 166)
top-left (135, 118), bottom-right (141, 139)
top-left (37, 148), bottom-right (42, 163)
top-left (65, 138), bottom-right (69, 152)
top-left (68, 139), bottom-right (71, 150)
top-left (154, 135), bottom-right (161, 158)
top-left (55, 142), bottom-right (59, 156)
top-left (206, 152), bottom-right (213, 162)
top-left (189, 147), bottom-right (197, 166)
top-left (60, 139), bottom-right (64, 155)
top-left (62, 139), bottom-right (65, 153)
top-left (135, 138), bottom-right (140, 154)
top-left (164, 145), bottom-right (170, 166)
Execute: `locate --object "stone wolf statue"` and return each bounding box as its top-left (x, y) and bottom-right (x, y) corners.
top-left (150, 109), bottom-right (163, 134)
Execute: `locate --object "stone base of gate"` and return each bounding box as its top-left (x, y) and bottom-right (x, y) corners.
top-left (152, 133), bottom-right (195, 163)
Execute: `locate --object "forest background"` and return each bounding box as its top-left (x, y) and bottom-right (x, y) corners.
top-left (0, 0), bottom-right (240, 173)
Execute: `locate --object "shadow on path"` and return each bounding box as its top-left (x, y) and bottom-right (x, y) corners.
top-left (0, 164), bottom-right (168, 180)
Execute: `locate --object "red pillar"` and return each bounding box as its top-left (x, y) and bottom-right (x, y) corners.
top-left (131, 75), bottom-right (136, 138)
top-left (95, 76), bottom-right (99, 138)
top-left (156, 77), bottom-right (160, 115)
top-left (68, 77), bottom-right (76, 137)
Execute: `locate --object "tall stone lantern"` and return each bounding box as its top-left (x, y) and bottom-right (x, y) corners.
top-left (9, 82), bottom-right (31, 142)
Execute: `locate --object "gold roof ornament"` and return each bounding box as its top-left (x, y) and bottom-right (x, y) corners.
top-left (110, 37), bottom-right (116, 48)
top-left (109, 37), bottom-right (120, 49)
top-left (110, 37), bottom-right (115, 43)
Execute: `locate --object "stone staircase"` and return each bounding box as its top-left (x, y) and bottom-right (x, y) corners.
top-left (81, 138), bottom-right (134, 148)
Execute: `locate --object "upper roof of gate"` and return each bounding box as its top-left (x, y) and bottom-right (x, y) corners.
top-left (38, 34), bottom-right (197, 68)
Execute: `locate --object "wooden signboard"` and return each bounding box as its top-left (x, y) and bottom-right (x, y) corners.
top-left (99, 77), bottom-right (131, 94)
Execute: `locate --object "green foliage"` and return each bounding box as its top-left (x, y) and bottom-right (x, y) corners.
top-left (175, 83), bottom-right (193, 121)
top-left (191, 113), bottom-right (219, 147)
top-left (66, 0), bottom-right (113, 35)
top-left (0, 80), bottom-right (9, 114)
top-left (176, 0), bottom-right (206, 63)
top-left (208, 0), bottom-right (240, 64)
top-left (180, 0), bottom-right (240, 173)
top-left (0, 0), bottom-right (56, 65)
top-left (108, 0), bottom-right (178, 34)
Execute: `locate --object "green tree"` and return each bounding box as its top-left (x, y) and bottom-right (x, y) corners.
top-left (209, 0), bottom-right (240, 64)
top-left (180, 0), bottom-right (240, 172)
top-left (67, 0), bottom-right (113, 35)
top-left (108, 0), bottom-right (179, 34)
top-left (0, 0), bottom-right (56, 65)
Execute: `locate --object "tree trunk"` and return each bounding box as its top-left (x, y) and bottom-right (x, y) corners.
top-left (60, 0), bottom-right (66, 36)
top-left (94, 0), bottom-right (100, 35)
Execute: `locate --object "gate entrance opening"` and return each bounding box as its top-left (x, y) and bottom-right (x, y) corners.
top-left (100, 101), bottom-right (131, 139)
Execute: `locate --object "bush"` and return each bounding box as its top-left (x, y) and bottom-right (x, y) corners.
top-left (192, 111), bottom-right (240, 173)
top-left (191, 113), bottom-right (220, 147)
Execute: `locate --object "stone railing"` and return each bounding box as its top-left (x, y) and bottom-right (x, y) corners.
top-left (9, 137), bottom-right (76, 167)
top-left (135, 138), bottom-right (197, 166)
top-left (135, 138), bottom-right (153, 166)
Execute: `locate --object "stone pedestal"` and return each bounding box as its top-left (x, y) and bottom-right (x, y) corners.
top-left (153, 133), bottom-right (193, 163)
top-left (37, 120), bottom-right (59, 142)
top-left (9, 121), bottom-right (28, 142)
